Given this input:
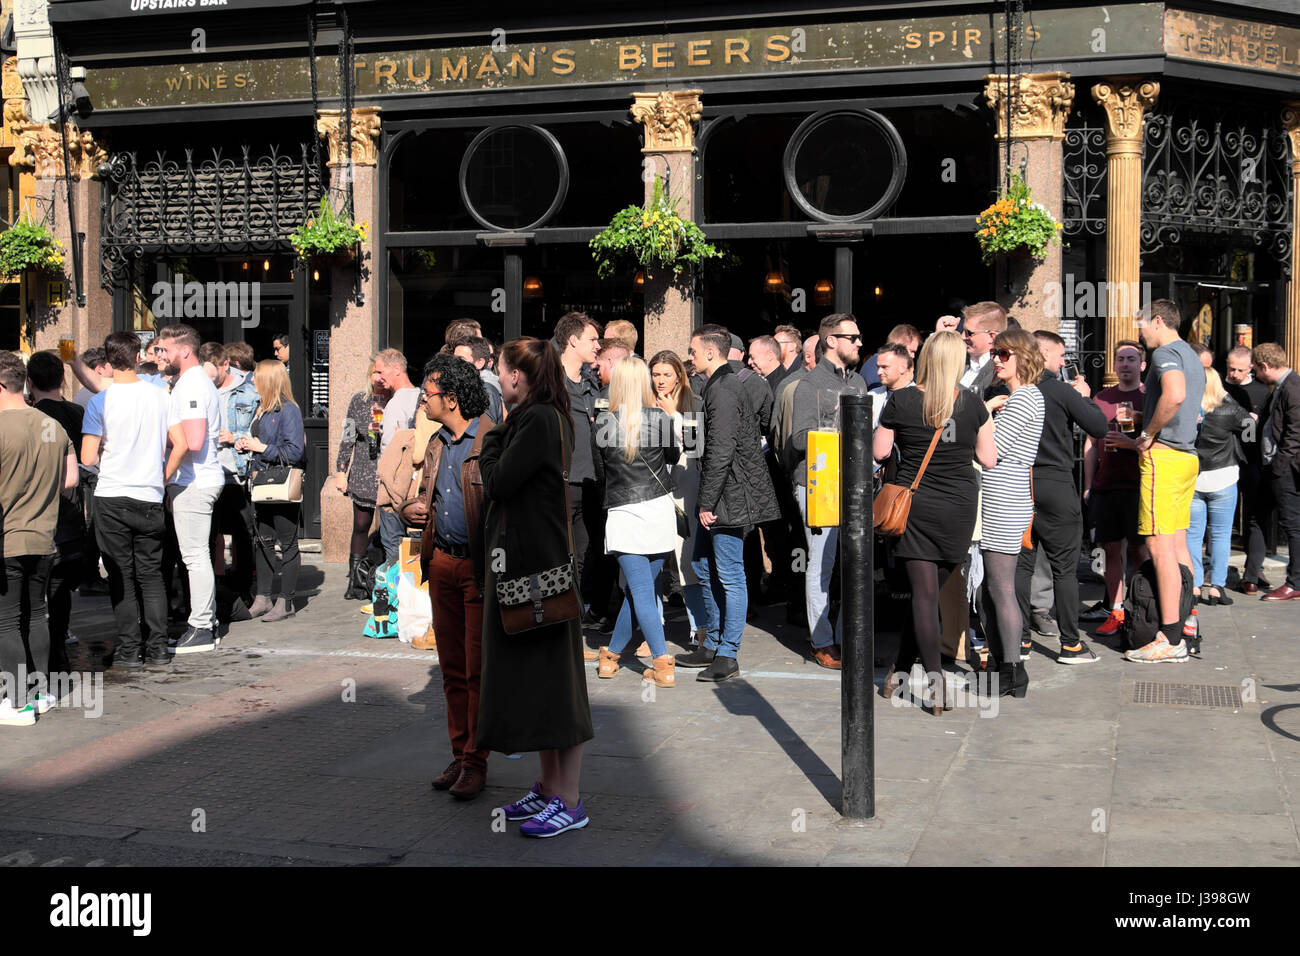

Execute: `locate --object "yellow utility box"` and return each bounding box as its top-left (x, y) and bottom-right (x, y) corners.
top-left (806, 429), bottom-right (841, 527)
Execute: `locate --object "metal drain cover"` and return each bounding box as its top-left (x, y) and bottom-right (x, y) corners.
top-left (1132, 681), bottom-right (1243, 708)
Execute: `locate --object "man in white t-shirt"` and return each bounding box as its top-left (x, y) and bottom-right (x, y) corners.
top-left (81, 332), bottom-right (187, 669)
top-left (373, 348), bottom-right (421, 564)
top-left (155, 324), bottom-right (226, 655)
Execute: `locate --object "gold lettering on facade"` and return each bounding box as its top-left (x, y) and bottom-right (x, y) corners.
top-left (442, 56), bottom-right (468, 81)
top-left (724, 38), bottom-right (750, 64)
top-left (374, 60), bottom-right (397, 85)
top-left (551, 49), bottom-right (576, 74)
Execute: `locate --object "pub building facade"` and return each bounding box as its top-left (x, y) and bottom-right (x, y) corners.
top-left (9, 0), bottom-right (1298, 556)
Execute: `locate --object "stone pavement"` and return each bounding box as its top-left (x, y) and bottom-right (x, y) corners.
top-left (0, 553), bottom-right (1297, 867)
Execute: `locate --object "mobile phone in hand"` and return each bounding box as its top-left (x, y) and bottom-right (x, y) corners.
top-left (1063, 362), bottom-right (1081, 380)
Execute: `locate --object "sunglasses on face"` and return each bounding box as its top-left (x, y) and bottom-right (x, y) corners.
top-left (831, 332), bottom-right (862, 344)
top-left (992, 348), bottom-right (1014, 362)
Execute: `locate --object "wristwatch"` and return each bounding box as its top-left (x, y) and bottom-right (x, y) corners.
top-left (1138, 430), bottom-right (1151, 443)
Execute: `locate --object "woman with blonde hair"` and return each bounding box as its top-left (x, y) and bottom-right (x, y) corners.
top-left (874, 331), bottom-right (996, 713)
top-left (235, 360), bottom-right (306, 621)
top-left (335, 360), bottom-right (391, 599)
top-left (649, 349), bottom-right (707, 645)
top-left (978, 328), bottom-right (1045, 696)
top-left (1189, 367), bottom-right (1248, 607)
top-left (593, 355), bottom-right (680, 687)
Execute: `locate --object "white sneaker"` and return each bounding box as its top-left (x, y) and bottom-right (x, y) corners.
top-left (0, 701), bottom-right (37, 726)
top-left (65, 631), bottom-right (78, 644)
top-left (1124, 634), bottom-right (1189, 663)
top-left (29, 693), bottom-right (56, 715)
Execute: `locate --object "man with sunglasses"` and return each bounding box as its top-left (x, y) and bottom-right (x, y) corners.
top-left (958, 302), bottom-right (1006, 398)
top-left (774, 313), bottom-right (868, 668)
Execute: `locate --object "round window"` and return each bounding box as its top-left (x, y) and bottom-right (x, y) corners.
top-left (783, 110), bottom-right (907, 223)
top-left (459, 125), bottom-right (569, 231)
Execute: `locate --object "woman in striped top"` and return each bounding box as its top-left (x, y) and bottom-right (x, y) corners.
top-left (979, 329), bottom-right (1045, 698)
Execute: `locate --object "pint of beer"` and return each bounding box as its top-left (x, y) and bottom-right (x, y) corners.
top-left (58, 338), bottom-right (75, 361)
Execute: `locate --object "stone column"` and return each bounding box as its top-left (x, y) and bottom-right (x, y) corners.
top-left (317, 106), bottom-right (382, 563)
top-left (1282, 103), bottom-right (1300, 371)
top-left (11, 121), bottom-right (111, 392)
top-left (983, 72), bottom-right (1074, 333)
top-left (1092, 79), bottom-right (1159, 384)
top-left (631, 90), bottom-right (701, 358)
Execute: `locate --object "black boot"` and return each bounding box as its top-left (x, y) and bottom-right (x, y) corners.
top-left (345, 555), bottom-right (364, 600)
top-left (997, 663), bottom-right (1017, 698)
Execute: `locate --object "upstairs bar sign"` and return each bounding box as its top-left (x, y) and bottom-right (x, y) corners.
top-left (86, 4), bottom-right (1164, 110)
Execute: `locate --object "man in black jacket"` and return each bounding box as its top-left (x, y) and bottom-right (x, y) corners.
top-left (676, 324), bottom-right (780, 682)
top-left (1226, 346), bottom-right (1273, 593)
top-left (1016, 330), bottom-right (1109, 663)
top-left (1252, 343), bottom-right (1300, 600)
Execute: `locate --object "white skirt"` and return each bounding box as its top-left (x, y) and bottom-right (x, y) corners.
top-left (605, 493), bottom-right (677, 556)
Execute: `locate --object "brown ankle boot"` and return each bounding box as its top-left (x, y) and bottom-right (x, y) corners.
top-left (597, 647), bottom-right (619, 678)
top-left (643, 654), bottom-right (675, 687)
top-left (635, 641), bottom-right (651, 658)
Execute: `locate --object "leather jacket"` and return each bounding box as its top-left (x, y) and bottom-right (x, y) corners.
top-left (1196, 396), bottom-right (1248, 472)
top-left (592, 407), bottom-right (680, 508)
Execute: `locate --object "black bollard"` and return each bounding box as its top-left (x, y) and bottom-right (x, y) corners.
top-left (840, 393), bottom-right (874, 819)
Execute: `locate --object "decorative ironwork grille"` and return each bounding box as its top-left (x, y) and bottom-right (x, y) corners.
top-left (1141, 102), bottom-right (1292, 268)
top-left (100, 145), bottom-right (324, 290)
top-left (1062, 121), bottom-right (1107, 238)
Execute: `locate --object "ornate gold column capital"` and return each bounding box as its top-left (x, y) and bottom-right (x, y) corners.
top-left (316, 106), bottom-right (382, 167)
top-left (983, 72), bottom-right (1075, 142)
top-left (1282, 103), bottom-right (1300, 174)
top-left (1091, 79), bottom-right (1160, 154)
top-left (10, 122), bottom-right (107, 178)
top-left (630, 90), bottom-right (703, 153)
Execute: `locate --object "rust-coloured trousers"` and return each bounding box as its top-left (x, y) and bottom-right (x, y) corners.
top-left (428, 548), bottom-right (488, 772)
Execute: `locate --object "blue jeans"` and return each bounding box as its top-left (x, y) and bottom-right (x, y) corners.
top-left (608, 553), bottom-right (668, 657)
top-left (682, 583), bottom-right (709, 634)
top-left (378, 508), bottom-right (403, 566)
top-left (796, 484), bottom-right (840, 649)
top-left (1188, 484), bottom-right (1237, 589)
top-left (691, 528), bottom-right (747, 659)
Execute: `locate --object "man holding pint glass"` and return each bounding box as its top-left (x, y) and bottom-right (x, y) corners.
top-left (1083, 340), bottom-right (1149, 636)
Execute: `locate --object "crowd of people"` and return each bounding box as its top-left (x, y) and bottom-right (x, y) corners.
top-left (0, 325), bottom-right (306, 726)
top-left (4, 300), bottom-right (1296, 840)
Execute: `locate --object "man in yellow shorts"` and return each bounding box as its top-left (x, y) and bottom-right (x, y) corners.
top-left (1130, 300), bottom-right (1206, 662)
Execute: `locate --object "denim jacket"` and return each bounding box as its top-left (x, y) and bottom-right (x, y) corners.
top-left (225, 375), bottom-right (261, 478)
top-left (252, 402), bottom-right (306, 470)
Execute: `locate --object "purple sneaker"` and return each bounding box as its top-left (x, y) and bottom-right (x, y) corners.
top-left (497, 782), bottom-right (550, 821)
top-left (519, 795), bottom-right (589, 838)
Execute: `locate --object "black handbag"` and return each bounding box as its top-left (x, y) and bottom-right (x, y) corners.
top-left (636, 447), bottom-right (690, 539)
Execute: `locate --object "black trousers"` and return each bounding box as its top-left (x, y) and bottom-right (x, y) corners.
top-left (1239, 463), bottom-right (1269, 584)
top-left (215, 482), bottom-right (257, 600)
top-left (1272, 469), bottom-right (1300, 589)
top-left (0, 554), bottom-right (53, 703)
top-left (1016, 472), bottom-right (1083, 646)
top-left (254, 502), bottom-right (301, 600)
top-left (46, 554), bottom-right (82, 674)
top-left (95, 495), bottom-right (169, 660)
top-left (81, 471), bottom-right (102, 583)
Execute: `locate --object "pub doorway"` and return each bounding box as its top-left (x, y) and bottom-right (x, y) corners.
top-left (115, 255), bottom-right (331, 537)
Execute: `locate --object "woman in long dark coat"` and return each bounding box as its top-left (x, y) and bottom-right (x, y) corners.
top-left (477, 337), bottom-right (594, 838)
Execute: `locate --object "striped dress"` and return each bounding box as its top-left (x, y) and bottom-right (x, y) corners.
top-left (979, 385), bottom-right (1045, 554)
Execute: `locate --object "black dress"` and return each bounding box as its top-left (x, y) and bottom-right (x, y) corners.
top-left (475, 402), bottom-right (594, 754)
top-left (880, 387), bottom-right (988, 563)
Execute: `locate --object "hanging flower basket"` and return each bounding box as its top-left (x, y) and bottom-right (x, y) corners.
top-left (0, 215), bottom-right (65, 279)
top-left (975, 173), bottom-right (1063, 265)
top-left (589, 175), bottom-right (722, 281)
top-left (290, 196), bottom-right (366, 265)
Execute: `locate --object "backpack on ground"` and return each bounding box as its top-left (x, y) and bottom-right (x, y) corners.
top-left (1119, 559), bottom-right (1194, 651)
top-left (364, 560), bottom-right (401, 639)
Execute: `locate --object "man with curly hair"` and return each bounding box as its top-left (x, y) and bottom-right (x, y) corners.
top-left (415, 355), bottom-right (494, 800)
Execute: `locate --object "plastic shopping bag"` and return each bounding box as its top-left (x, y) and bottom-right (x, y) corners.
top-left (396, 570), bottom-right (432, 643)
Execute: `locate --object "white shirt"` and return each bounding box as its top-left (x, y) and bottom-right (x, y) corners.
top-left (168, 365), bottom-right (225, 488)
top-left (381, 386), bottom-right (421, 454)
top-left (83, 382), bottom-right (170, 503)
top-left (960, 352), bottom-right (991, 390)
top-left (870, 380), bottom-right (915, 429)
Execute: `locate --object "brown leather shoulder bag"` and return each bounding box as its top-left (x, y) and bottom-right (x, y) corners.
top-left (873, 426), bottom-right (944, 537)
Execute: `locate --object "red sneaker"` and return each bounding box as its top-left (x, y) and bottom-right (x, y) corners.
top-left (1096, 609), bottom-right (1125, 636)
